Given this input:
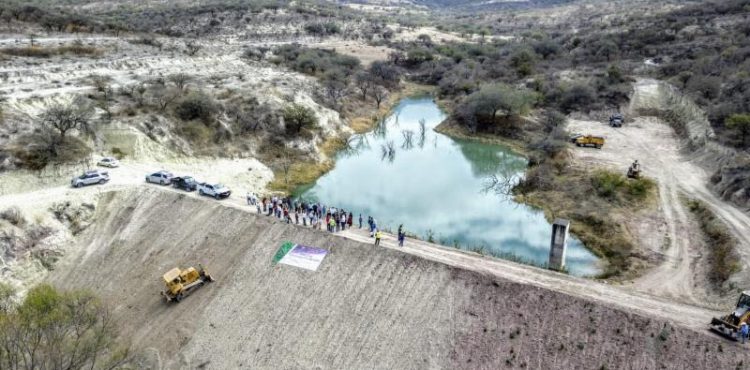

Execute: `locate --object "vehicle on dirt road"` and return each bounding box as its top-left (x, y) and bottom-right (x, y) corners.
top-left (609, 113), bottom-right (624, 127)
top-left (574, 135), bottom-right (605, 149)
top-left (198, 182), bottom-right (231, 199)
top-left (146, 170), bottom-right (173, 185)
top-left (71, 170), bottom-right (110, 188)
top-left (161, 265), bottom-right (214, 303)
top-left (97, 157), bottom-right (120, 168)
top-left (172, 176), bottom-right (198, 191)
top-left (710, 291), bottom-right (750, 340)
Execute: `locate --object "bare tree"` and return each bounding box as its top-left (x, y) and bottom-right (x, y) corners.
top-left (168, 73), bottom-right (192, 91)
top-left (131, 83), bottom-right (147, 107)
top-left (354, 71), bottom-right (372, 100)
top-left (91, 75), bottom-right (113, 119)
top-left (401, 129), bottom-right (414, 150)
top-left (41, 99), bottom-right (94, 141)
top-left (372, 86), bottom-right (388, 109)
top-left (380, 141), bottom-right (396, 162)
top-left (275, 150), bottom-right (301, 185)
top-left (321, 69), bottom-right (349, 110)
top-left (418, 118), bottom-right (427, 148)
top-left (150, 86), bottom-right (181, 112)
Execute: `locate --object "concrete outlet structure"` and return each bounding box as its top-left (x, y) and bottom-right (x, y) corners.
top-left (549, 219), bottom-right (570, 271)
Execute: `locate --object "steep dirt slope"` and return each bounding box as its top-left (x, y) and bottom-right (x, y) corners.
top-left (49, 189), bottom-right (749, 369)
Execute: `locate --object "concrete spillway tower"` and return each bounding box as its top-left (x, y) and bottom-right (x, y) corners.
top-left (549, 219), bottom-right (569, 271)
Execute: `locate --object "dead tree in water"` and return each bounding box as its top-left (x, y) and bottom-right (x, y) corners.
top-left (401, 129), bottom-right (414, 150)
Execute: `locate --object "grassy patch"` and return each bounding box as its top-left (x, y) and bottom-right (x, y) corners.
top-left (263, 135), bottom-right (346, 194)
top-left (686, 198), bottom-right (740, 283)
top-left (266, 159), bottom-right (334, 194)
top-left (518, 167), bottom-right (657, 278)
top-left (591, 170), bottom-right (656, 204)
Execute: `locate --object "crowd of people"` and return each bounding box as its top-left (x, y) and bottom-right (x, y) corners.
top-left (246, 192), bottom-right (407, 247)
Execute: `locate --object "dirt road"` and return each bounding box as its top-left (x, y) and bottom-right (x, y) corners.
top-left (340, 226), bottom-right (725, 330)
top-left (567, 81), bottom-right (750, 305)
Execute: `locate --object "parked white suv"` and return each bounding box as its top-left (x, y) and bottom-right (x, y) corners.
top-left (198, 183), bottom-right (231, 199)
top-left (71, 170), bottom-right (110, 188)
top-left (145, 170), bottom-right (173, 185)
top-left (97, 157), bottom-right (120, 168)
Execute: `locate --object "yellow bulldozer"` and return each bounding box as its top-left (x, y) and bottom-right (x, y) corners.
top-left (710, 291), bottom-right (750, 340)
top-left (161, 265), bottom-right (214, 303)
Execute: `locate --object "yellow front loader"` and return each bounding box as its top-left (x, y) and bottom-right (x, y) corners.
top-left (161, 265), bottom-right (214, 303)
top-left (710, 291), bottom-right (750, 340)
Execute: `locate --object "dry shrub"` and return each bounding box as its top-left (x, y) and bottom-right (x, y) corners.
top-left (0, 44), bottom-right (102, 58)
top-left (0, 207), bottom-right (26, 227)
top-left (686, 199), bottom-right (740, 283)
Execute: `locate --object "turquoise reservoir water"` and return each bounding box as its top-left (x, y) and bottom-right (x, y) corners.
top-left (296, 97), bottom-right (601, 276)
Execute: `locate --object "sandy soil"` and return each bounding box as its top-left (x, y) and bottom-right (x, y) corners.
top-left (394, 26), bottom-right (512, 44)
top-left (567, 99), bottom-right (750, 306)
top-left (310, 39), bottom-right (394, 65)
top-left (47, 189), bottom-right (749, 369)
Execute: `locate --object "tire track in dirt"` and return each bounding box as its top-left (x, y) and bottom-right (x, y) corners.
top-left (568, 110), bottom-right (750, 306)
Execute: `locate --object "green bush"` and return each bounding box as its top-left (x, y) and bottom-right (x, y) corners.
top-left (0, 284), bottom-right (134, 368)
top-left (174, 91), bottom-right (218, 122)
top-left (111, 147), bottom-right (126, 159)
top-left (592, 171), bottom-right (625, 199)
top-left (282, 104), bottom-right (318, 136)
top-left (626, 177), bottom-right (656, 199)
top-left (270, 45), bottom-right (360, 76)
top-left (179, 121), bottom-right (214, 144)
top-left (12, 135), bottom-right (91, 170)
top-left (591, 170), bottom-right (655, 202)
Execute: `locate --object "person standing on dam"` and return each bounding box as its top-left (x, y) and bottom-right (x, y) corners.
top-left (358, 214), bottom-right (363, 229)
top-left (374, 230), bottom-right (382, 247)
top-left (741, 322), bottom-right (749, 344)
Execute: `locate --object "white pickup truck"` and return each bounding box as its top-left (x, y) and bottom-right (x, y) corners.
top-left (197, 183), bottom-right (231, 199)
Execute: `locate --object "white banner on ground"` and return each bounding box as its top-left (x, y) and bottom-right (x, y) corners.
top-left (278, 244), bottom-right (328, 271)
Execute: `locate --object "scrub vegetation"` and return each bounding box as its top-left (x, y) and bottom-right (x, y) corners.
top-left (0, 284), bottom-right (136, 369)
top-left (686, 199), bottom-right (740, 284)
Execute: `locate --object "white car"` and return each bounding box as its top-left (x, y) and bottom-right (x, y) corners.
top-left (97, 157), bottom-right (120, 168)
top-left (71, 170), bottom-right (110, 188)
top-left (198, 183), bottom-right (231, 199)
top-left (145, 170), bottom-right (173, 185)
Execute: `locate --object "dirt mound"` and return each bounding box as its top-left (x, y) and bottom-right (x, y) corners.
top-left (48, 189), bottom-right (749, 369)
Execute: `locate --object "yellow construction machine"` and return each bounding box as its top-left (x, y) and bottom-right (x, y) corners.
top-left (710, 291), bottom-right (750, 340)
top-left (572, 134), bottom-right (605, 149)
top-left (161, 265), bottom-right (214, 303)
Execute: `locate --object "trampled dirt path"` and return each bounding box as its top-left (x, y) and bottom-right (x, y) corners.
top-left (567, 81), bottom-right (750, 305)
